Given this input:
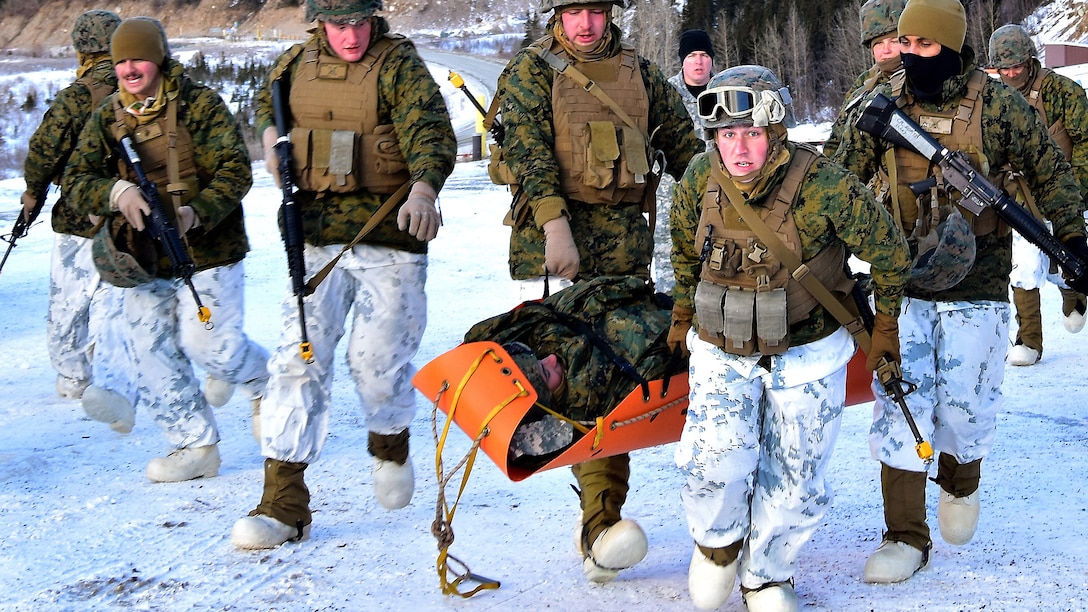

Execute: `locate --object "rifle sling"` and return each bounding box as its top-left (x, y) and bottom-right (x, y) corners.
top-left (302, 180), bottom-right (412, 294)
top-left (708, 159), bottom-right (872, 355)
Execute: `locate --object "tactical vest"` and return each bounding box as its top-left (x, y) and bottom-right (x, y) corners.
top-left (110, 95), bottom-right (199, 216)
top-left (546, 37), bottom-right (651, 206)
top-left (284, 34), bottom-right (411, 195)
top-left (693, 146), bottom-right (850, 356)
top-left (1020, 67), bottom-right (1074, 160)
top-left (889, 69), bottom-right (1003, 239)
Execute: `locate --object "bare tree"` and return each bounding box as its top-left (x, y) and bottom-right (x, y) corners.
top-left (622, 0), bottom-right (681, 74)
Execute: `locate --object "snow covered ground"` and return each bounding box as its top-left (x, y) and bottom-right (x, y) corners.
top-left (1, 47), bottom-right (1088, 612)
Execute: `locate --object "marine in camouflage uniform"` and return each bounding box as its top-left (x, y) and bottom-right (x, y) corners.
top-left (21, 10), bottom-right (122, 401)
top-left (988, 24), bottom-right (1088, 365)
top-left (831, 0), bottom-right (1088, 584)
top-left (659, 29), bottom-right (715, 293)
top-left (230, 0), bottom-right (456, 551)
top-left (822, 0), bottom-right (906, 159)
top-left (493, 0), bottom-right (702, 583)
top-left (64, 18), bottom-right (270, 483)
top-left (497, 0), bottom-right (702, 293)
top-left (670, 65), bottom-right (909, 609)
top-left (464, 275), bottom-right (677, 582)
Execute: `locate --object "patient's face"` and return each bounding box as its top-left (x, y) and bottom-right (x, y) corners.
top-left (540, 354), bottom-right (564, 393)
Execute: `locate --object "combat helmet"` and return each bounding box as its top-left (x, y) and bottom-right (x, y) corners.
top-left (71, 9), bottom-right (122, 54)
top-left (539, 0), bottom-right (629, 12)
top-left (909, 207), bottom-right (976, 292)
top-left (988, 24), bottom-right (1037, 69)
top-left (92, 217), bottom-right (158, 288)
top-left (860, 0), bottom-right (907, 48)
top-left (696, 65), bottom-right (796, 131)
top-left (305, 0), bottom-right (383, 24)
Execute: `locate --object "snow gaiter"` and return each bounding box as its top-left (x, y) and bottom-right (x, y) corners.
top-left (368, 429), bottom-right (410, 464)
top-left (880, 463), bottom-right (930, 551)
top-left (252, 458), bottom-right (311, 532)
top-left (1012, 287), bottom-right (1043, 353)
top-left (933, 453), bottom-right (982, 497)
top-left (573, 453), bottom-right (630, 550)
top-left (1060, 287), bottom-right (1087, 319)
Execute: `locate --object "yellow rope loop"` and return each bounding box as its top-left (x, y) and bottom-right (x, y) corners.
top-left (429, 347), bottom-right (529, 598)
top-left (591, 416), bottom-right (605, 449)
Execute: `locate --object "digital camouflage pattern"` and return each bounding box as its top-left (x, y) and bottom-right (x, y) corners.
top-left (464, 275), bottom-right (677, 424)
top-left (305, 0), bottom-right (383, 24)
top-left (909, 207), bottom-right (976, 292)
top-left (254, 18), bottom-right (456, 255)
top-left (987, 24), bottom-right (1036, 69)
top-left (539, 0), bottom-right (628, 11)
top-left (997, 56), bottom-right (1088, 198)
top-left (23, 56), bottom-right (117, 238)
top-left (832, 46), bottom-right (1086, 303)
top-left (698, 65), bottom-right (797, 130)
top-left (71, 10), bottom-right (122, 54)
top-left (671, 144), bottom-right (911, 346)
top-left (667, 70), bottom-right (707, 142)
top-left (64, 58), bottom-right (253, 276)
top-left (822, 63), bottom-right (898, 159)
top-left (860, 0), bottom-right (907, 47)
top-left (498, 29), bottom-right (703, 279)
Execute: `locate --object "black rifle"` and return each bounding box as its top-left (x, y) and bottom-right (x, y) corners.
top-left (851, 280), bottom-right (933, 464)
top-left (0, 183), bottom-right (49, 277)
top-left (855, 93), bottom-right (1088, 293)
top-left (271, 78), bottom-right (314, 362)
top-left (118, 135), bottom-right (212, 326)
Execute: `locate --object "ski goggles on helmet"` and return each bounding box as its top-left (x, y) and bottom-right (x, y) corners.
top-left (697, 85), bottom-right (790, 127)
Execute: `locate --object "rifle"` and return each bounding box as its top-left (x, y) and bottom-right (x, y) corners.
top-left (117, 135), bottom-right (212, 327)
top-left (0, 183), bottom-right (49, 277)
top-left (851, 279), bottom-right (933, 464)
top-left (854, 92), bottom-right (1088, 294)
top-left (447, 70), bottom-right (504, 143)
top-left (271, 78), bottom-right (314, 362)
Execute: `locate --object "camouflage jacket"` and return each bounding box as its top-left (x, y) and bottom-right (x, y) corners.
top-left (24, 55), bottom-right (116, 238)
top-left (63, 59), bottom-right (252, 274)
top-left (498, 36), bottom-right (703, 278)
top-left (666, 70), bottom-right (708, 143)
top-left (255, 20), bottom-right (456, 254)
top-left (823, 64), bottom-right (897, 159)
top-left (672, 144), bottom-right (910, 346)
top-left (1028, 62), bottom-right (1088, 200)
top-left (832, 46), bottom-right (1085, 303)
top-left (463, 275), bottom-right (677, 422)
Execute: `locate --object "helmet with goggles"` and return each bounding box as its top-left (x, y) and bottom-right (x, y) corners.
top-left (696, 65), bottom-right (796, 130)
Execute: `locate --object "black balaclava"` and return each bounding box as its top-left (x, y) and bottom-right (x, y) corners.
top-left (902, 44), bottom-right (962, 102)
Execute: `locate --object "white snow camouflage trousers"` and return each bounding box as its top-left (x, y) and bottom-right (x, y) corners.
top-left (124, 261), bottom-right (270, 448)
top-left (1010, 229), bottom-right (1068, 290)
top-left (46, 233), bottom-right (108, 384)
top-left (870, 297), bottom-right (1009, 472)
top-left (677, 326), bottom-right (854, 589)
top-left (261, 244), bottom-right (426, 465)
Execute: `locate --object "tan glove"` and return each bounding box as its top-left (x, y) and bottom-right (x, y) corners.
top-left (397, 181), bottom-right (441, 242)
top-left (668, 305), bottom-right (694, 357)
top-left (110, 180), bottom-right (150, 231)
top-left (262, 126), bottom-right (282, 188)
top-left (19, 191), bottom-right (37, 222)
top-left (866, 311), bottom-right (901, 372)
top-left (176, 205), bottom-right (199, 234)
top-left (542, 216), bottom-right (579, 279)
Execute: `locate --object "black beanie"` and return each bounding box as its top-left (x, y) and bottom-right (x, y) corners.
top-left (678, 29), bottom-right (715, 62)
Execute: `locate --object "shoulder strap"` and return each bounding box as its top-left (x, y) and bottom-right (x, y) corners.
top-left (532, 45), bottom-right (641, 133)
top-left (708, 155), bottom-right (871, 353)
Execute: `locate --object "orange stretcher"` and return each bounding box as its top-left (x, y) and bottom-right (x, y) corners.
top-left (412, 340), bottom-right (875, 597)
top-left (413, 341), bottom-right (875, 481)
